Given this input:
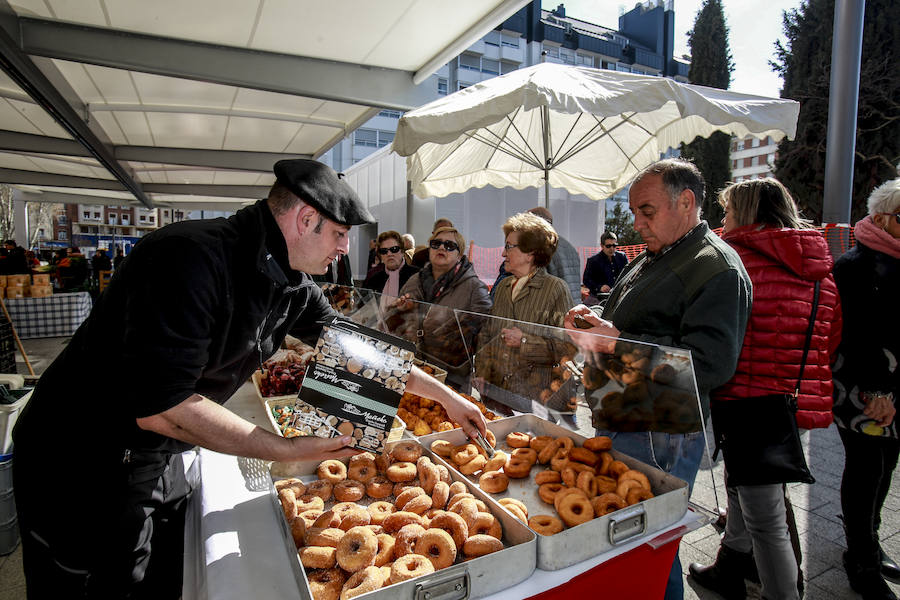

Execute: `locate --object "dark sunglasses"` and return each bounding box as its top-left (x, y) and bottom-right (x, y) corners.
top-left (429, 239), bottom-right (459, 252)
top-left (604, 243), bottom-right (618, 248)
top-left (378, 245), bottom-right (402, 255)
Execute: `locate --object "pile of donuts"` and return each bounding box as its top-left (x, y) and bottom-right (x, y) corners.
top-left (435, 431), bottom-right (654, 536)
top-left (398, 389), bottom-right (500, 436)
top-left (275, 441), bottom-right (507, 600)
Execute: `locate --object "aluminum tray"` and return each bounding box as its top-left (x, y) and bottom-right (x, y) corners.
top-left (418, 414), bottom-right (689, 570)
top-left (267, 439), bottom-right (536, 600)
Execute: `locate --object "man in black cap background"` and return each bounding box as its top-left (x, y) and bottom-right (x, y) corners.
top-left (12, 159), bottom-right (486, 599)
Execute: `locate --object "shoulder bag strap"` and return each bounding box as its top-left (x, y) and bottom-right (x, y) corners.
top-left (794, 280), bottom-right (821, 397)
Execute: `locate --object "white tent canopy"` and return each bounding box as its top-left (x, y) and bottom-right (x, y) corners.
top-left (0, 0), bottom-right (529, 209)
top-left (393, 63), bottom-right (801, 201)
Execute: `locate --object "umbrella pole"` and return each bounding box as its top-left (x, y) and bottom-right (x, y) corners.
top-left (542, 104), bottom-right (551, 209)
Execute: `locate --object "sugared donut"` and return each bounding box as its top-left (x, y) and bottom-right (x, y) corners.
top-left (528, 514), bottom-right (564, 536)
top-left (535, 470), bottom-right (562, 484)
top-left (299, 509), bottom-right (324, 529)
top-left (538, 483), bottom-right (565, 504)
top-left (618, 469), bottom-right (652, 491)
top-left (313, 509), bottom-right (342, 529)
top-left (430, 440), bottom-right (454, 457)
top-left (336, 526), bottom-right (378, 573)
top-left (402, 494), bottom-right (433, 516)
top-left (347, 460), bottom-right (377, 484)
top-left (365, 476), bottom-right (393, 499)
top-left (450, 444), bottom-right (479, 465)
top-left (504, 457), bottom-right (532, 479)
top-left (458, 455), bottom-right (487, 475)
top-left (429, 511), bottom-right (468, 549)
top-left (386, 462), bottom-right (417, 483)
top-left (333, 480), bottom-right (366, 502)
top-left (394, 523), bottom-right (427, 558)
top-left (290, 516), bottom-right (307, 548)
top-left (367, 501), bottom-right (395, 525)
top-left (349, 451), bottom-right (376, 466)
top-left (299, 545), bottom-right (337, 569)
top-left (390, 554), bottom-right (434, 583)
top-left (309, 527), bottom-right (346, 548)
top-left (307, 568), bottom-right (346, 600)
top-left (446, 492), bottom-right (475, 510)
top-left (306, 480), bottom-right (334, 501)
top-left (275, 477), bottom-right (307, 496)
top-left (607, 460), bottom-right (630, 478)
top-left (448, 481), bottom-right (467, 497)
top-left (392, 479), bottom-right (421, 497)
top-left (339, 508), bottom-right (371, 531)
top-left (558, 493), bottom-right (594, 528)
top-left (340, 565), bottom-right (384, 600)
top-left (625, 487), bottom-right (654, 505)
top-left (394, 486), bottom-right (427, 509)
top-left (431, 481), bottom-right (450, 509)
top-left (278, 488), bottom-right (299, 521)
top-left (317, 459), bottom-right (348, 483)
top-left (418, 459), bottom-right (440, 494)
top-left (374, 452), bottom-right (392, 473)
top-left (449, 497), bottom-right (479, 529)
top-left (436, 464), bottom-right (451, 484)
top-left (479, 471), bottom-right (509, 494)
top-left (591, 493), bottom-right (627, 517)
top-left (382, 511), bottom-right (426, 534)
top-left (583, 436), bottom-right (613, 452)
top-left (498, 498), bottom-right (528, 518)
top-left (463, 534), bottom-right (504, 558)
top-left (506, 431), bottom-right (531, 448)
top-left (415, 528), bottom-right (457, 569)
top-left (568, 447), bottom-right (599, 467)
top-left (374, 533), bottom-right (395, 567)
top-left (391, 441), bottom-right (422, 463)
top-left (297, 494), bottom-right (326, 513)
top-left (469, 512), bottom-right (502, 539)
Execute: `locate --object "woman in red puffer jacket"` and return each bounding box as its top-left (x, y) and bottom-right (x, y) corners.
top-left (689, 178), bottom-right (842, 600)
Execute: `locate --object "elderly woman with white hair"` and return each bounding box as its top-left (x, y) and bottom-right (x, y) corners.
top-left (832, 178), bottom-right (900, 600)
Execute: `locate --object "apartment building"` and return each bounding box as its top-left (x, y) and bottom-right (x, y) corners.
top-left (731, 135), bottom-right (779, 182)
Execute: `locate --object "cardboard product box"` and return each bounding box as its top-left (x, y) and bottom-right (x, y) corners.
top-left (289, 317), bottom-right (415, 454)
top-left (5, 288), bottom-right (23, 299)
top-left (6, 275), bottom-right (28, 287)
top-left (0, 276), bottom-right (6, 288)
top-left (31, 274), bottom-right (50, 286)
top-left (29, 285), bottom-right (52, 298)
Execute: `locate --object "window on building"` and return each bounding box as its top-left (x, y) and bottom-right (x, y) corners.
top-left (458, 82), bottom-right (470, 91)
top-left (501, 33), bottom-right (520, 48)
top-left (576, 53), bottom-right (592, 66)
top-left (83, 211), bottom-right (90, 219)
top-left (109, 215), bottom-right (117, 225)
top-left (377, 131), bottom-right (394, 148)
top-left (732, 159), bottom-right (737, 169)
top-left (139, 215), bottom-right (146, 222)
top-left (736, 140), bottom-right (745, 151)
top-left (354, 128), bottom-right (378, 147)
top-left (601, 60), bottom-right (617, 70)
top-left (500, 62), bottom-right (517, 75)
top-left (437, 78), bottom-right (448, 95)
top-left (542, 44), bottom-right (559, 58)
top-left (149, 215), bottom-right (155, 223)
top-left (58, 215), bottom-right (68, 225)
top-left (743, 157), bottom-right (752, 168)
top-left (163, 210), bottom-right (169, 217)
top-left (459, 53), bottom-right (481, 71)
top-left (94, 212), bottom-right (101, 219)
top-left (58, 231), bottom-right (67, 241)
top-left (615, 63), bottom-right (631, 73)
top-left (377, 109), bottom-right (402, 119)
top-left (481, 59), bottom-right (499, 75)
top-left (484, 31), bottom-right (500, 47)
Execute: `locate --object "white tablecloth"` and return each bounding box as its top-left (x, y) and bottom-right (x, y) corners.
top-left (184, 448), bottom-right (708, 600)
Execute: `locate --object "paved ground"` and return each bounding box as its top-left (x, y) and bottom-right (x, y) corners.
top-left (1, 336), bottom-right (898, 599)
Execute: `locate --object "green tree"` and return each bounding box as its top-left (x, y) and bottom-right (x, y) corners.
top-left (604, 201), bottom-right (641, 246)
top-left (772, 0), bottom-right (899, 223)
top-left (680, 0), bottom-right (734, 228)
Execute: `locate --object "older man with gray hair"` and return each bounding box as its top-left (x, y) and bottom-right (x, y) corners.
top-left (565, 158), bottom-right (752, 600)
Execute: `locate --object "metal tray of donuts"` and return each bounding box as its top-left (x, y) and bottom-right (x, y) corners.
top-left (418, 414), bottom-right (689, 571)
top-left (266, 438), bottom-right (536, 600)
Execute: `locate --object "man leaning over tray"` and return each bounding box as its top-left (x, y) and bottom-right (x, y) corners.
top-left (11, 159), bottom-right (486, 599)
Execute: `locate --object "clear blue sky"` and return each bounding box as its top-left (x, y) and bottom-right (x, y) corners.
top-left (541, 0), bottom-right (805, 98)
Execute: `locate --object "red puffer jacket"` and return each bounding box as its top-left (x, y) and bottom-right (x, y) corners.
top-left (713, 225), bottom-right (842, 429)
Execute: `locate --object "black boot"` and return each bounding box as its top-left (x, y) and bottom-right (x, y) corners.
top-left (881, 547), bottom-right (900, 583)
top-left (844, 551), bottom-right (898, 600)
top-left (689, 544), bottom-right (752, 600)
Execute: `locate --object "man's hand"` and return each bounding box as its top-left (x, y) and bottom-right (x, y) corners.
top-left (863, 393), bottom-right (896, 427)
top-left (287, 435), bottom-right (359, 461)
top-left (501, 327), bottom-right (523, 348)
top-left (563, 305), bottom-right (619, 354)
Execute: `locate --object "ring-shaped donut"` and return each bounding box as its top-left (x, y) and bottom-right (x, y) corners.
top-left (469, 512), bottom-right (502, 539)
top-left (367, 501), bottom-right (395, 525)
top-left (415, 528), bottom-right (457, 569)
top-left (429, 511), bottom-right (468, 549)
top-left (340, 565), bottom-right (384, 600)
top-left (430, 440), bottom-right (454, 457)
top-left (374, 533), bottom-right (395, 567)
top-left (394, 486), bottom-right (427, 509)
top-left (528, 514), bottom-right (564, 536)
top-left (386, 462), bottom-right (417, 483)
top-left (365, 476), bottom-right (393, 499)
top-left (382, 511), bottom-right (425, 534)
top-left (336, 526), bottom-right (378, 573)
top-left (333, 480), bottom-right (366, 502)
top-left (430, 481), bottom-right (450, 509)
top-left (618, 469), bottom-right (651, 491)
top-left (583, 436), bottom-right (613, 452)
top-left (300, 545), bottom-right (337, 569)
top-left (450, 444), bottom-right (479, 465)
top-left (479, 471), bottom-right (509, 494)
top-left (534, 470), bottom-right (562, 485)
top-left (307, 568), bottom-right (346, 600)
top-left (317, 459), bottom-right (348, 483)
top-left (596, 452), bottom-right (614, 476)
top-left (591, 493), bottom-right (627, 516)
top-left (463, 533), bottom-right (504, 558)
top-left (306, 480), bottom-right (334, 501)
top-left (391, 441), bottom-right (423, 463)
top-left (506, 431), bottom-right (531, 448)
top-left (389, 554), bottom-right (434, 583)
top-left (576, 471), bottom-right (598, 498)
top-left (393, 523), bottom-right (426, 558)
top-left (625, 487), bottom-right (654, 505)
top-left (558, 493), bottom-right (595, 528)
top-left (538, 482), bottom-right (565, 504)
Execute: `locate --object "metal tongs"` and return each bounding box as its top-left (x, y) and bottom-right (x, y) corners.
top-left (473, 429), bottom-right (495, 458)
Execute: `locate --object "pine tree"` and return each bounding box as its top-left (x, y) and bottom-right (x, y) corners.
top-left (680, 0), bottom-right (734, 228)
top-left (772, 0), bottom-right (899, 223)
top-left (604, 202), bottom-right (641, 245)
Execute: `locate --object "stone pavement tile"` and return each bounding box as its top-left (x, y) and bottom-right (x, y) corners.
top-left (883, 493), bottom-right (900, 513)
top-left (795, 511), bottom-right (847, 545)
top-left (809, 468), bottom-right (843, 492)
top-left (786, 485), bottom-right (833, 513)
top-left (690, 483), bottom-right (726, 514)
top-left (689, 529), bottom-right (725, 559)
top-left (683, 524), bottom-right (720, 545)
top-left (800, 531), bottom-right (848, 570)
top-left (810, 501), bottom-right (844, 526)
top-left (804, 555), bottom-right (832, 580)
top-left (807, 567), bottom-right (858, 600)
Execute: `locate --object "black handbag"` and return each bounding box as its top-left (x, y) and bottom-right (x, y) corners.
top-left (712, 281), bottom-right (820, 486)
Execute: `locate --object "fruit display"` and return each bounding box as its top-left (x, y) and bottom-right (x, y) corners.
top-left (256, 349), bottom-right (310, 398)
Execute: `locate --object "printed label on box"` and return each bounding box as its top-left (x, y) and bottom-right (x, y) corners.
top-left (290, 317), bottom-right (415, 453)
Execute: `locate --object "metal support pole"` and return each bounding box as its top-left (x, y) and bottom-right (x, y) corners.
top-left (821, 0), bottom-right (865, 225)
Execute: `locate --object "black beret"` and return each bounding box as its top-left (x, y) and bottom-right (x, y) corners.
top-left (273, 159), bottom-right (375, 226)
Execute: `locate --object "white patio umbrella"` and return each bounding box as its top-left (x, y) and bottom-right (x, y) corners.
top-left (392, 62), bottom-right (800, 202)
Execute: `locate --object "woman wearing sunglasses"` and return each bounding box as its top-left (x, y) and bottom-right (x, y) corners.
top-left (391, 226), bottom-right (491, 390)
top-left (832, 177), bottom-right (900, 600)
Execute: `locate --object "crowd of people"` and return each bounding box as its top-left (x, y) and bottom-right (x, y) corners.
top-left (10, 155), bottom-right (898, 600)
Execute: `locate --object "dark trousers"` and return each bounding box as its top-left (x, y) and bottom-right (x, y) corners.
top-left (839, 427), bottom-right (900, 566)
top-left (14, 449), bottom-right (193, 599)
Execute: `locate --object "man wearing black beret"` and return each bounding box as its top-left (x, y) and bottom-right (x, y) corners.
top-left (12, 159), bottom-right (487, 598)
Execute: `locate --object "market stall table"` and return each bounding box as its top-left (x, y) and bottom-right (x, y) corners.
top-left (182, 382), bottom-right (709, 600)
top-left (3, 292), bottom-right (92, 339)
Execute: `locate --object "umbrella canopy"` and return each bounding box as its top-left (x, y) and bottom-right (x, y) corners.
top-left (392, 63), bottom-right (800, 201)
